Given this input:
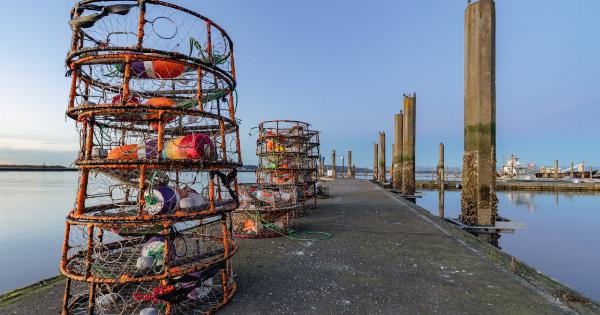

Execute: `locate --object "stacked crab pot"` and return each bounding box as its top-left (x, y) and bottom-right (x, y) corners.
top-left (61, 1), bottom-right (241, 314)
top-left (303, 129), bottom-right (321, 209)
top-left (232, 121), bottom-right (319, 238)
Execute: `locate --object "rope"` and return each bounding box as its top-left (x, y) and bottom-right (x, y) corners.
top-left (144, 171), bottom-right (159, 205)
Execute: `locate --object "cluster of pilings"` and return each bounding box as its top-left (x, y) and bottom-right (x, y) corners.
top-left (232, 120), bottom-right (320, 237)
top-left (368, 0), bottom-right (500, 230)
top-left (61, 1), bottom-right (241, 314)
top-left (538, 160), bottom-right (594, 179)
top-left (373, 94), bottom-right (417, 197)
top-left (324, 149), bottom-right (355, 179)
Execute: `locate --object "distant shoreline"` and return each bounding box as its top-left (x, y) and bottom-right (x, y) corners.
top-left (0, 165), bottom-right (257, 172)
top-left (0, 165), bottom-right (77, 172)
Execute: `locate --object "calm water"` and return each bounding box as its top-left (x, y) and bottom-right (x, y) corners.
top-left (0, 171), bottom-right (256, 294)
top-left (0, 172), bottom-right (598, 302)
top-left (418, 189), bottom-right (600, 302)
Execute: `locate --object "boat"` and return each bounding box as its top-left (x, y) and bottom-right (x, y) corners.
top-left (499, 153), bottom-right (537, 180)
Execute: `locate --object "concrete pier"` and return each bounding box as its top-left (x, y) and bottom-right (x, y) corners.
top-left (331, 150), bottom-right (337, 178)
top-left (461, 0), bottom-right (497, 226)
top-left (393, 112), bottom-right (403, 189)
top-left (373, 143), bottom-right (378, 181)
top-left (378, 132), bottom-right (386, 183)
top-left (401, 94), bottom-right (416, 195)
top-left (2, 179), bottom-right (593, 314)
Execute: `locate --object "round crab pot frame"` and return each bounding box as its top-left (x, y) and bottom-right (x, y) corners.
top-left (231, 183), bottom-right (300, 238)
top-left (61, 1), bottom-right (240, 314)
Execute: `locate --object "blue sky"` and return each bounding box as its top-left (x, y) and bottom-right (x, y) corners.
top-left (0, 0), bottom-right (598, 168)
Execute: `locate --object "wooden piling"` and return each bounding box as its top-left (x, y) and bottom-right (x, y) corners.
top-left (555, 160), bottom-right (559, 180)
top-left (378, 132), bottom-right (386, 183)
top-left (461, 0), bottom-right (497, 226)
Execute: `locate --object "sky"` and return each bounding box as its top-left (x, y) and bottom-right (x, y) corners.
top-left (0, 0), bottom-right (598, 168)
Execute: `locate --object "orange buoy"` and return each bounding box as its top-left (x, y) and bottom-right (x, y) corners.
top-left (144, 97), bottom-right (176, 130)
top-left (130, 60), bottom-right (186, 79)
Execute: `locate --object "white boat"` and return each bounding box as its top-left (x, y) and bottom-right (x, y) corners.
top-left (499, 153), bottom-right (537, 180)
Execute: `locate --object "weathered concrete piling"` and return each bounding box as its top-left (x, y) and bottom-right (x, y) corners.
top-left (332, 150), bottom-right (337, 178)
top-left (401, 94), bottom-right (416, 195)
top-left (373, 143), bottom-right (379, 181)
top-left (378, 132), bottom-right (386, 183)
top-left (461, 0), bottom-right (497, 226)
top-left (347, 150), bottom-right (353, 178)
top-left (438, 142), bottom-right (445, 190)
top-left (390, 144), bottom-right (395, 183)
top-left (318, 155), bottom-right (324, 177)
top-left (393, 112), bottom-right (404, 189)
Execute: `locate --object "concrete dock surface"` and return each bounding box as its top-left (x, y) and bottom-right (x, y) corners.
top-left (1, 179), bottom-right (598, 314)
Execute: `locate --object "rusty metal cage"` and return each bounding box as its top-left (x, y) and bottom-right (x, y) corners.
top-left (303, 129), bottom-right (321, 209)
top-left (232, 183), bottom-right (300, 238)
top-left (232, 120), bottom-right (319, 237)
top-left (60, 1), bottom-right (240, 314)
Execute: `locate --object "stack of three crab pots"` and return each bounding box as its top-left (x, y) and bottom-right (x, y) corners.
top-left (232, 120), bottom-right (319, 238)
top-left (302, 129), bottom-right (321, 210)
top-left (61, 1), bottom-right (241, 314)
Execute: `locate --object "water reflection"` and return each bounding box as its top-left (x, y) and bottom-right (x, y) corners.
top-left (505, 191), bottom-right (536, 212)
top-left (418, 188), bottom-right (600, 302)
top-left (438, 189), bottom-right (444, 219)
